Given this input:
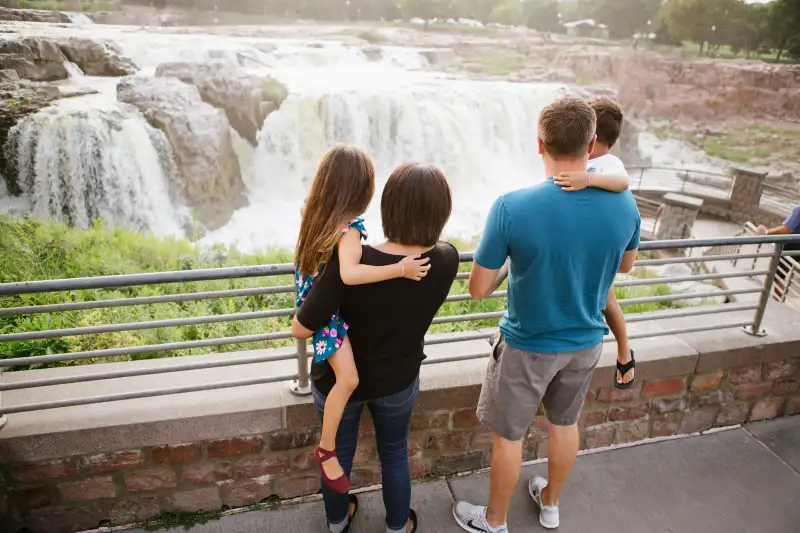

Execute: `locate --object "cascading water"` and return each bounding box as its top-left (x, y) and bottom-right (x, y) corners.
top-left (62, 60), bottom-right (84, 79)
top-left (64, 13), bottom-right (94, 26)
top-left (0, 21), bottom-right (715, 248)
top-left (203, 80), bottom-right (568, 250)
top-left (4, 105), bottom-right (190, 236)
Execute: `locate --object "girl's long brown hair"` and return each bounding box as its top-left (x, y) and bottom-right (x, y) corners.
top-left (295, 145), bottom-right (375, 276)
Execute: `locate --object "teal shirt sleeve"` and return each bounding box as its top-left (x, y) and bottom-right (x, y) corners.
top-left (474, 196), bottom-right (510, 270)
top-left (627, 213), bottom-right (642, 251)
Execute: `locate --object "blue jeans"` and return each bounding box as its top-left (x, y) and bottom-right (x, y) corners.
top-left (312, 376), bottom-right (420, 531)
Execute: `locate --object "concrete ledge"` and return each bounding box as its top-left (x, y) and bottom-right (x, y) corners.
top-left (1, 303), bottom-right (799, 532)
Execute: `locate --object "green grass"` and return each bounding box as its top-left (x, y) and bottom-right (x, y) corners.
top-left (654, 122), bottom-right (800, 165)
top-left (421, 23), bottom-right (499, 36)
top-left (697, 138), bottom-right (755, 164)
top-left (0, 216), bottom-right (295, 370)
top-left (0, 216), bottom-right (677, 371)
top-left (140, 510), bottom-right (222, 531)
top-left (644, 40), bottom-right (799, 65)
top-left (456, 47), bottom-right (527, 76)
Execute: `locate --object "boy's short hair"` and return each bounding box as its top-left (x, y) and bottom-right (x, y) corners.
top-left (538, 96), bottom-right (597, 158)
top-left (590, 96), bottom-right (624, 148)
top-left (382, 163), bottom-right (452, 246)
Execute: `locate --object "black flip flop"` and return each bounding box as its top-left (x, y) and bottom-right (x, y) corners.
top-left (335, 494), bottom-right (359, 533)
top-left (409, 508), bottom-right (418, 533)
top-left (614, 349), bottom-right (636, 390)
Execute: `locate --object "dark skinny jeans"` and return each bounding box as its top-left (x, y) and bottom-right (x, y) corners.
top-left (312, 376), bottom-right (420, 531)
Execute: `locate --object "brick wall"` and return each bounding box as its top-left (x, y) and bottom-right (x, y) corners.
top-left (1, 355), bottom-right (798, 533)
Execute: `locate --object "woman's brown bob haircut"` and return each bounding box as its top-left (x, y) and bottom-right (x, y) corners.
top-left (381, 162), bottom-right (452, 246)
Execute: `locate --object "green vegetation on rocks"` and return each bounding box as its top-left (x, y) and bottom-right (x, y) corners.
top-left (262, 76), bottom-right (288, 107)
top-left (454, 46), bottom-right (526, 76)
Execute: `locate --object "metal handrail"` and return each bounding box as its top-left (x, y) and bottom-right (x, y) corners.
top-left (773, 254), bottom-right (800, 311)
top-left (628, 166), bottom-right (733, 196)
top-left (1, 234), bottom-right (800, 418)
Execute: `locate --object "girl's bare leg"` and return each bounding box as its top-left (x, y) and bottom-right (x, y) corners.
top-left (605, 286), bottom-right (634, 385)
top-left (319, 336), bottom-right (359, 480)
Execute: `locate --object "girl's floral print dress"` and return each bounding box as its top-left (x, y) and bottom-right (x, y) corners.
top-left (295, 218), bottom-right (367, 364)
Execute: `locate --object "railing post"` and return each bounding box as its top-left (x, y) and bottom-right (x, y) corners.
top-left (743, 242), bottom-right (784, 337)
top-left (0, 367), bottom-right (6, 430)
top-left (291, 338), bottom-right (311, 396)
top-left (291, 285), bottom-right (312, 396)
top-left (786, 259), bottom-right (797, 302)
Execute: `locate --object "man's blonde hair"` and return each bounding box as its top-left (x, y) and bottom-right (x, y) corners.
top-left (538, 96), bottom-right (597, 158)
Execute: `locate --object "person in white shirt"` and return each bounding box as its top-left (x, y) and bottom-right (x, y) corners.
top-left (553, 97), bottom-right (635, 391)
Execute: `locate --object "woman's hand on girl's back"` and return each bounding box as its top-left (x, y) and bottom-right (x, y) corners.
top-left (402, 255), bottom-right (431, 281)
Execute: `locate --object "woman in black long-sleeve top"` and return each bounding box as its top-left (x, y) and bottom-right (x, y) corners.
top-left (292, 162), bottom-right (459, 533)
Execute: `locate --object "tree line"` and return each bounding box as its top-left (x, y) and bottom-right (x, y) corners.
top-left (51, 0), bottom-right (800, 60)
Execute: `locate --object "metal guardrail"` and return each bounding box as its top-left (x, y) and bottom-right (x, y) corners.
top-left (703, 221), bottom-right (756, 263)
top-left (774, 254), bottom-right (800, 311)
top-left (628, 166), bottom-right (733, 198)
top-left (1, 235), bottom-right (800, 422)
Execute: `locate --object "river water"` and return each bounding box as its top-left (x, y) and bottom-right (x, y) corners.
top-left (0, 21), bottom-right (717, 249)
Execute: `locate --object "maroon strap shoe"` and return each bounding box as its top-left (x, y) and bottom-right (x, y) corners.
top-left (315, 445), bottom-right (351, 494)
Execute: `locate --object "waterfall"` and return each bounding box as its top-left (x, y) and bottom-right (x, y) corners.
top-left (63, 60), bottom-right (84, 79)
top-left (202, 81), bottom-right (568, 250)
top-left (4, 106), bottom-right (190, 236)
top-left (65, 13), bottom-right (94, 26)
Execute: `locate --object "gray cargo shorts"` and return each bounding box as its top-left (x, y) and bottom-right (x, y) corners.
top-left (477, 334), bottom-right (603, 441)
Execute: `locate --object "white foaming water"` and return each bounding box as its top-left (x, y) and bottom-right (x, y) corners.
top-left (2, 21), bottom-right (716, 248)
top-left (62, 60), bottom-right (84, 79)
top-left (203, 80), bottom-right (568, 250)
top-left (5, 105), bottom-right (189, 235)
top-left (65, 13), bottom-right (95, 26)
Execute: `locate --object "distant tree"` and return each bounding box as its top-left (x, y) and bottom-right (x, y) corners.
top-left (153, 0), bottom-right (168, 10)
top-left (559, 0), bottom-right (593, 23)
top-left (588, 0), bottom-right (662, 39)
top-left (787, 35), bottom-right (800, 60)
top-left (453, 0), bottom-right (503, 22)
top-left (2, 0), bottom-right (21, 8)
top-left (662, 0), bottom-right (740, 55)
top-left (768, 0), bottom-right (800, 61)
top-left (727, 2), bottom-right (771, 58)
top-left (65, 0), bottom-right (81, 11)
top-left (398, 0), bottom-right (451, 20)
top-left (523, 0), bottom-right (560, 32)
top-left (490, 0), bottom-right (523, 25)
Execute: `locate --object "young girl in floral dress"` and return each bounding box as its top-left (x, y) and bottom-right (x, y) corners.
top-left (295, 145), bottom-right (429, 494)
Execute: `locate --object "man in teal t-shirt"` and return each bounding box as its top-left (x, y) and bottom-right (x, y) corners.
top-left (452, 97), bottom-right (641, 533)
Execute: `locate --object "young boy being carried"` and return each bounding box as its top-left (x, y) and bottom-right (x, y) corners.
top-left (554, 96), bottom-right (636, 389)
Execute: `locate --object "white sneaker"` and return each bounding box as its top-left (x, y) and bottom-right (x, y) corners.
top-left (452, 502), bottom-right (509, 533)
top-left (529, 476), bottom-right (560, 529)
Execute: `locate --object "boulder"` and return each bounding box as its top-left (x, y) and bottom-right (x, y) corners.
top-left (154, 61), bottom-right (287, 145)
top-left (58, 38), bottom-right (137, 77)
top-left (117, 76), bottom-right (245, 229)
top-left (0, 37), bottom-right (136, 82)
top-left (0, 38), bottom-right (68, 81)
top-left (0, 7), bottom-right (71, 23)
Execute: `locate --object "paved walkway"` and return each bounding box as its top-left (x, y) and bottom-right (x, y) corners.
top-left (131, 417), bottom-right (800, 533)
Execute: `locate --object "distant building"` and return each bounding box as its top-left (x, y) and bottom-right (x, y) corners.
top-left (563, 19), bottom-right (609, 39)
